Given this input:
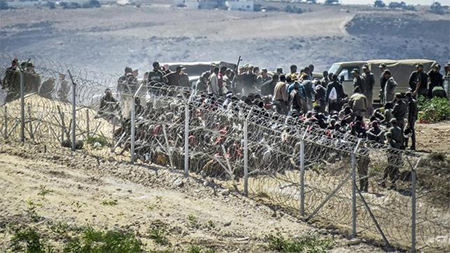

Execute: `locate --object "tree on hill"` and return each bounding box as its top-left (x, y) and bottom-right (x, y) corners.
top-left (374, 0), bottom-right (385, 8)
top-left (0, 0), bottom-right (10, 10)
top-left (431, 2), bottom-right (446, 15)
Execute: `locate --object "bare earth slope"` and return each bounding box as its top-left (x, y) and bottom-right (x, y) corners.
top-left (1, 5), bottom-right (449, 75)
top-left (0, 143), bottom-right (381, 252)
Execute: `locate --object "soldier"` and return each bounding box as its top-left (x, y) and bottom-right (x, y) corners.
top-left (57, 73), bottom-right (70, 103)
top-left (207, 67), bottom-right (220, 95)
top-left (408, 63), bottom-right (428, 98)
top-left (405, 92), bottom-right (418, 150)
top-left (351, 68), bottom-right (364, 94)
top-left (361, 65), bottom-right (375, 115)
top-left (257, 68), bottom-right (271, 89)
top-left (379, 63), bottom-right (388, 104)
top-left (98, 88), bottom-right (120, 120)
top-left (392, 93), bottom-right (407, 131)
top-left (24, 62), bottom-right (41, 93)
top-left (2, 58), bottom-right (20, 103)
top-left (380, 130), bottom-right (401, 189)
top-left (427, 64), bottom-right (443, 98)
top-left (38, 77), bottom-right (55, 99)
top-left (383, 70), bottom-right (397, 104)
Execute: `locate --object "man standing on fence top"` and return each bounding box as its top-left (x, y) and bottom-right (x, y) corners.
top-left (2, 58), bottom-right (20, 103)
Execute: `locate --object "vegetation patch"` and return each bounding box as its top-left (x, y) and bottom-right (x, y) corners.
top-left (418, 97), bottom-right (450, 123)
top-left (265, 232), bottom-right (333, 253)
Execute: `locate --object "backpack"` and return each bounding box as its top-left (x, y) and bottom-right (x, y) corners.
top-left (329, 87), bottom-right (337, 101)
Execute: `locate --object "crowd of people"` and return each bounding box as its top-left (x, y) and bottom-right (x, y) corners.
top-left (98, 60), bottom-right (449, 190)
top-left (2, 57), bottom-right (449, 191)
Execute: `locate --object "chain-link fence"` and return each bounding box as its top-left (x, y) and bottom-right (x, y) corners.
top-left (0, 54), bottom-right (449, 252)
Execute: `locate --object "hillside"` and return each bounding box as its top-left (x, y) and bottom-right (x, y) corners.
top-left (0, 4), bottom-right (449, 76)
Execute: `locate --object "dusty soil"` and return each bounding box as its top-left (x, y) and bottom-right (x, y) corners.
top-left (416, 121), bottom-right (450, 154)
top-left (0, 142), bottom-right (382, 252)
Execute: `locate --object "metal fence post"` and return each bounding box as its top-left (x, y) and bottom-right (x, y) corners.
top-left (19, 70), bottom-right (25, 143)
top-left (67, 70), bottom-right (77, 151)
top-left (243, 118), bottom-right (249, 196)
top-left (300, 136), bottom-right (306, 216)
top-left (61, 112), bottom-right (65, 143)
top-left (243, 108), bottom-right (253, 197)
top-left (130, 96), bottom-right (136, 163)
top-left (130, 83), bottom-right (144, 164)
top-left (351, 152), bottom-right (357, 238)
top-left (410, 158), bottom-right (421, 253)
top-left (184, 101), bottom-right (189, 178)
top-left (86, 110), bottom-right (90, 138)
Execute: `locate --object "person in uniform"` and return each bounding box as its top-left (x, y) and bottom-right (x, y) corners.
top-left (392, 93), bottom-right (407, 131)
top-left (348, 87), bottom-right (367, 118)
top-left (383, 70), bottom-right (397, 104)
top-left (405, 92), bottom-right (418, 150)
top-left (427, 64), bottom-right (443, 98)
top-left (409, 63), bottom-right (428, 98)
top-left (379, 63), bottom-right (388, 104)
top-left (361, 64), bottom-right (375, 115)
top-left (2, 58), bottom-right (20, 103)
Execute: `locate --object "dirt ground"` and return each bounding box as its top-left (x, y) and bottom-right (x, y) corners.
top-left (0, 142), bottom-right (382, 252)
top-left (416, 121), bottom-right (450, 154)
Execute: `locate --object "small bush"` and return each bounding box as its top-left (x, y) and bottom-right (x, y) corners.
top-left (85, 134), bottom-right (109, 147)
top-left (10, 227), bottom-right (48, 253)
top-left (418, 97), bottom-right (450, 123)
top-left (101, 199), bottom-right (118, 206)
top-left (148, 227), bottom-right (170, 246)
top-left (188, 245), bottom-right (216, 253)
top-left (265, 232), bottom-right (333, 253)
top-left (63, 226), bottom-right (142, 253)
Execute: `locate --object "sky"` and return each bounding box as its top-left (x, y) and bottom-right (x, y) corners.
top-left (319, 0), bottom-right (450, 5)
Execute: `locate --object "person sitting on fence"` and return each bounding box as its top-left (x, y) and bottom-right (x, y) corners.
top-left (98, 88), bottom-right (120, 121)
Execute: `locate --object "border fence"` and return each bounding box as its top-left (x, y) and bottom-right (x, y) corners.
top-left (0, 53), bottom-right (449, 252)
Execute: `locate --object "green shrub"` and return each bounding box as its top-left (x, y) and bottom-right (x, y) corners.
top-left (63, 226), bottom-right (142, 253)
top-left (265, 232), bottom-right (333, 253)
top-left (418, 97), bottom-right (450, 123)
top-left (85, 134), bottom-right (109, 147)
top-left (10, 227), bottom-right (48, 253)
top-left (148, 227), bottom-right (170, 246)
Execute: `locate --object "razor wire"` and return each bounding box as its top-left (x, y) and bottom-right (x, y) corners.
top-left (0, 54), bottom-right (449, 252)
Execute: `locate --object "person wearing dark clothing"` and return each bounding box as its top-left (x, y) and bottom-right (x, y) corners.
top-left (379, 63), bottom-right (388, 104)
top-left (261, 74), bottom-right (278, 96)
top-left (321, 71), bottom-right (329, 89)
top-left (351, 120), bottom-right (366, 139)
top-left (405, 92), bottom-right (418, 150)
top-left (148, 62), bottom-right (166, 84)
top-left (432, 85), bottom-right (447, 98)
top-left (428, 65), bottom-right (444, 98)
top-left (39, 78), bottom-right (55, 99)
top-left (326, 75), bottom-right (345, 113)
top-left (380, 130), bottom-right (402, 189)
top-left (409, 64), bottom-right (428, 97)
top-left (352, 69), bottom-right (365, 95)
top-left (362, 65), bottom-right (375, 115)
top-left (367, 121), bottom-right (384, 143)
top-left (314, 82), bottom-right (327, 113)
top-left (392, 93), bottom-right (407, 130)
top-left (2, 58), bottom-right (21, 103)
top-left (289, 82), bottom-right (303, 114)
top-left (98, 88), bottom-right (120, 121)
top-left (117, 67), bottom-right (133, 93)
